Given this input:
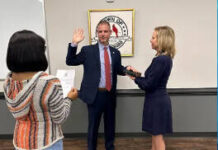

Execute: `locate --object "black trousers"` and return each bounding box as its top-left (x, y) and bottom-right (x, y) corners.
top-left (87, 90), bottom-right (116, 150)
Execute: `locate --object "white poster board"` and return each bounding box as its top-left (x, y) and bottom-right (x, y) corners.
top-left (0, 0), bottom-right (48, 80)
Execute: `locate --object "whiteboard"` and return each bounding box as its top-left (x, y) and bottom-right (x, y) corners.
top-left (0, 0), bottom-right (47, 79)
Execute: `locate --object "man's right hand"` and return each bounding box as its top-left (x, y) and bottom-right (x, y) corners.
top-left (126, 66), bottom-right (141, 80)
top-left (72, 28), bottom-right (85, 45)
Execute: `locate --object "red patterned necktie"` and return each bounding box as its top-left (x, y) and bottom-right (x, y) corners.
top-left (104, 46), bottom-right (111, 91)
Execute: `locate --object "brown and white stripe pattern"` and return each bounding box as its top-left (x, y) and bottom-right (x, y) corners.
top-left (3, 72), bottom-right (72, 150)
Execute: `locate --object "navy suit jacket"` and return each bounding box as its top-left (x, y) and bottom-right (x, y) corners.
top-left (135, 55), bottom-right (172, 96)
top-left (66, 43), bottom-right (125, 104)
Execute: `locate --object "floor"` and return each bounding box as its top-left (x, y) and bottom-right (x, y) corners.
top-left (0, 137), bottom-right (216, 150)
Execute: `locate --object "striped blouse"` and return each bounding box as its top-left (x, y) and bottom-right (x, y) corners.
top-left (3, 71), bottom-right (72, 150)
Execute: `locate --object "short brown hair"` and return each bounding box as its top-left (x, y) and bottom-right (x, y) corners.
top-left (96, 20), bottom-right (111, 31)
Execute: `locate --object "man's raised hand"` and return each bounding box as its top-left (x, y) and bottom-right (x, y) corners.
top-left (72, 28), bottom-right (85, 45)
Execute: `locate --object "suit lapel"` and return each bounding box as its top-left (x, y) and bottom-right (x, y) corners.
top-left (94, 43), bottom-right (101, 70)
top-left (109, 46), bottom-right (116, 71)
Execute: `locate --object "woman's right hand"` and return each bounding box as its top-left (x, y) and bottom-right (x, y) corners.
top-left (67, 88), bottom-right (78, 100)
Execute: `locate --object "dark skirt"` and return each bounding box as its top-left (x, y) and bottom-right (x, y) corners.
top-left (142, 94), bottom-right (173, 135)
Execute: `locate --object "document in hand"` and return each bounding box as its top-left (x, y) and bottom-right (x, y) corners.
top-left (56, 69), bottom-right (75, 97)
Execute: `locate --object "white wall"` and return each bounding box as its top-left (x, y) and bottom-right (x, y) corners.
top-left (44, 0), bottom-right (217, 89)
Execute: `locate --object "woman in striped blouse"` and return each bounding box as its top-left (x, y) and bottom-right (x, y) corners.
top-left (3, 30), bottom-right (78, 150)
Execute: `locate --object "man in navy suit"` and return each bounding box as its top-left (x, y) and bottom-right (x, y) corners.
top-left (66, 20), bottom-right (126, 150)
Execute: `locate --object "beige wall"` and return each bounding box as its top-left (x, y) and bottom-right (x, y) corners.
top-left (44, 0), bottom-right (217, 89)
top-left (0, 0), bottom-right (216, 92)
top-left (0, 83), bottom-right (3, 92)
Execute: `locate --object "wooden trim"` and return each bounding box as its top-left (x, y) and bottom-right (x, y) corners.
top-left (116, 88), bottom-right (217, 97)
top-left (0, 132), bottom-right (216, 139)
top-left (64, 132), bottom-right (217, 138)
top-left (0, 88), bottom-right (217, 100)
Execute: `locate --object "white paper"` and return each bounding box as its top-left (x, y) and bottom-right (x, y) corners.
top-left (56, 69), bottom-right (75, 97)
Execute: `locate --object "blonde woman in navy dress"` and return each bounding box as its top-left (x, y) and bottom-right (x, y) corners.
top-left (128, 26), bottom-right (176, 150)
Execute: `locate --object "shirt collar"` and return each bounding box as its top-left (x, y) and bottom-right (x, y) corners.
top-left (98, 42), bottom-right (109, 50)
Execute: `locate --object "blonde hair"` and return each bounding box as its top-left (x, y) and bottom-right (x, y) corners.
top-left (155, 26), bottom-right (176, 58)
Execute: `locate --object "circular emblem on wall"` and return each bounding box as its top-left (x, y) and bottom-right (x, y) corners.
top-left (92, 15), bottom-right (131, 49)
